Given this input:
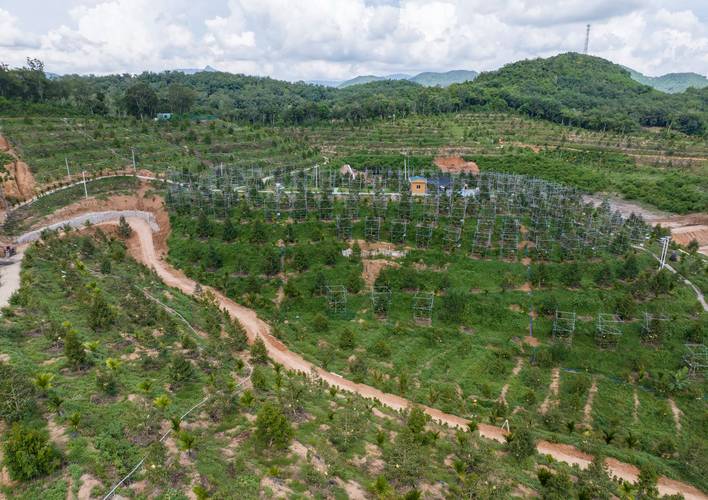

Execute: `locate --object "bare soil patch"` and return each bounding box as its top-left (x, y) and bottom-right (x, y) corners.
top-left (434, 155), bottom-right (480, 175)
top-left (539, 368), bottom-right (560, 415)
top-left (1, 134), bottom-right (36, 202)
top-left (581, 379), bottom-right (598, 428)
top-left (668, 398), bottom-right (683, 432)
top-left (77, 474), bottom-right (102, 500)
top-left (362, 258), bottom-right (400, 287)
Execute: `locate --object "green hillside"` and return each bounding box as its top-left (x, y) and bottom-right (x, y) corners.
top-left (338, 73), bottom-right (411, 88)
top-left (626, 67), bottom-right (708, 93)
top-left (470, 52), bottom-right (707, 135)
top-left (1, 53), bottom-right (706, 135)
top-left (409, 69), bottom-right (478, 87)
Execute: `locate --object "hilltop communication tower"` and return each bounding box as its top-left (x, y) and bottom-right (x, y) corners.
top-left (584, 24), bottom-right (591, 54)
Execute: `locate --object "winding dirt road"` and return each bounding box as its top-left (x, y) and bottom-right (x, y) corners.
top-left (4, 212), bottom-right (706, 499)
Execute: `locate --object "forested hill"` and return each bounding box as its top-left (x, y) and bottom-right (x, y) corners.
top-left (0, 53), bottom-right (705, 136)
top-left (625, 67), bottom-right (708, 94)
top-left (470, 53), bottom-right (707, 134)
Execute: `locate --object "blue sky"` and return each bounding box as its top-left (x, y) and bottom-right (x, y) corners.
top-left (1, 0), bottom-right (706, 80)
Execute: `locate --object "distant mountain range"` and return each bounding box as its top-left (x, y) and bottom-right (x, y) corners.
top-left (309, 70), bottom-right (478, 88)
top-left (174, 65), bottom-right (219, 75)
top-left (625, 67), bottom-right (708, 93)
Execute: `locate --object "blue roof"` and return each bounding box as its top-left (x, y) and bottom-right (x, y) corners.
top-left (409, 176), bottom-right (426, 182)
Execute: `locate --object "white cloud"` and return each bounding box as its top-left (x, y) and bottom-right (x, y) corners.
top-left (0, 8), bottom-right (39, 48)
top-left (0, 0), bottom-right (706, 79)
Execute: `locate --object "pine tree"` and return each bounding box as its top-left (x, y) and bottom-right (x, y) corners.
top-left (88, 290), bottom-right (115, 331)
top-left (250, 337), bottom-right (269, 364)
top-left (255, 402), bottom-right (293, 449)
top-left (117, 216), bottom-right (133, 238)
top-left (222, 217), bottom-right (237, 242)
top-left (3, 423), bottom-right (61, 481)
top-left (196, 211), bottom-right (212, 239)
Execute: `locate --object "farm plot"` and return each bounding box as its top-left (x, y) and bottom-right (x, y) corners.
top-left (165, 179), bottom-right (707, 491)
top-left (1, 230), bottom-right (544, 499)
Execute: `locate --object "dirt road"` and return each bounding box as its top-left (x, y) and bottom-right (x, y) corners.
top-left (7, 211), bottom-right (706, 499)
top-left (0, 246), bottom-right (25, 309)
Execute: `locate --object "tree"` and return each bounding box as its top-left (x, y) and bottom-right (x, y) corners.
top-left (383, 427), bottom-right (425, 485)
top-left (618, 253), bottom-right (639, 280)
top-left (561, 262), bottom-right (581, 288)
top-left (347, 269), bottom-right (363, 294)
top-left (250, 337), bottom-right (269, 364)
top-left (649, 269), bottom-right (674, 297)
top-left (196, 211), bottom-right (213, 239)
top-left (441, 288), bottom-right (466, 322)
top-left (338, 328), bottom-right (355, 349)
top-left (169, 354), bottom-right (194, 385)
top-left (222, 217), bottom-right (237, 242)
top-left (505, 427), bottom-right (536, 461)
top-left (117, 216), bottom-right (132, 238)
top-left (167, 83), bottom-right (197, 114)
top-left (291, 247), bottom-right (309, 272)
top-left (636, 465), bottom-right (660, 499)
top-left (177, 430), bottom-right (197, 457)
top-left (123, 81), bottom-right (158, 119)
top-left (312, 313), bottom-right (329, 332)
top-left (686, 239), bottom-right (699, 254)
top-left (3, 423), bottom-right (61, 481)
top-left (64, 328), bottom-right (87, 369)
top-left (255, 402), bottom-right (293, 450)
top-left (327, 398), bottom-right (367, 451)
top-left (531, 263), bottom-right (551, 287)
top-left (88, 290), bottom-right (115, 331)
top-left (576, 454), bottom-right (617, 499)
top-left (406, 406), bottom-right (430, 438)
top-left (594, 264), bottom-right (613, 287)
top-left (225, 318), bottom-right (248, 350)
top-left (205, 244), bottom-right (222, 270)
top-left (311, 269), bottom-right (327, 296)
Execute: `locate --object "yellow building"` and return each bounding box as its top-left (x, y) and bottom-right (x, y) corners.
top-left (409, 176), bottom-right (427, 196)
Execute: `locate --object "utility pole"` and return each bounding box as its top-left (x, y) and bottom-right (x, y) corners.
top-left (584, 24), bottom-right (591, 54)
top-left (82, 171), bottom-right (88, 199)
top-left (659, 236), bottom-right (671, 270)
top-left (131, 147), bottom-right (136, 172)
top-left (65, 157), bottom-right (71, 181)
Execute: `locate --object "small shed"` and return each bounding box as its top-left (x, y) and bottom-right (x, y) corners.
top-left (409, 176), bottom-right (427, 196)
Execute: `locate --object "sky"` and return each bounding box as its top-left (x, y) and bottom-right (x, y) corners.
top-left (1, 0), bottom-right (707, 81)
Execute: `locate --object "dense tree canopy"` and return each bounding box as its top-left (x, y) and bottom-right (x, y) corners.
top-left (1, 53), bottom-right (705, 136)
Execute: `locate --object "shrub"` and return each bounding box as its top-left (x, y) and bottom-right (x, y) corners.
top-left (441, 288), bottom-right (467, 323)
top-left (3, 423), bottom-right (61, 481)
top-left (338, 328), bottom-right (355, 350)
top-left (312, 313), bottom-right (329, 332)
